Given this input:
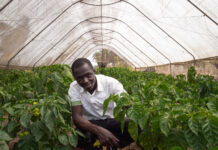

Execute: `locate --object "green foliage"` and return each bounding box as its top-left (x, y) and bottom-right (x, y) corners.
top-left (159, 113), bottom-right (172, 137)
top-left (187, 66), bottom-right (196, 83)
top-left (0, 64), bottom-right (80, 149)
top-left (30, 121), bottom-right (45, 142)
top-left (169, 146), bottom-right (183, 150)
top-left (58, 134), bottom-right (69, 146)
top-left (68, 133), bottom-right (78, 147)
top-left (20, 113), bottom-right (32, 128)
top-left (101, 67), bottom-right (218, 150)
top-left (0, 141), bottom-right (9, 150)
top-left (188, 117), bottom-right (199, 136)
top-left (202, 115), bottom-right (218, 148)
top-left (184, 127), bottom-right (207, 150)
top-left (1, 65), bottom-right (217, 149)
top-left (128, 120), bottom-right (138, 142)
top-left (0, 130), bottom-right (12, 141)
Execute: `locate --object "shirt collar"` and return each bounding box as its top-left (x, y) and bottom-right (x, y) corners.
top-left (78, 75), bottom-right (104, 93)
top-left (79, 85), bottom-right (84, 93)
top-left (96, 75), bottom-right (104, 92)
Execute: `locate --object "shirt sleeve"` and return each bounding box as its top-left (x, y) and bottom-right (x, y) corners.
top-left (68, 83), bottom-right (82, 106)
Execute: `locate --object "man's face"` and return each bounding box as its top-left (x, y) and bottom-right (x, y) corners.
top-left (74, 63), bottom-right (96, 92)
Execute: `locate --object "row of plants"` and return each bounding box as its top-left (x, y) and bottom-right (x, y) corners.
top-left (0, 65), bottom-right (82, 150)
top-left (101, 67), bottom-right (218, 150)
top-left (0, 65), bottom-right (217, 150)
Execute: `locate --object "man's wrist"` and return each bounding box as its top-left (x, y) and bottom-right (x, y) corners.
top-left (91, 124), bottom-right (101, 135)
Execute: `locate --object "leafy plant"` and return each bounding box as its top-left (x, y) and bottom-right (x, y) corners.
top-left (0, 65), bottom-right (80, 149)
top-left (102, 67), bottom-right (218, 150)
top-left (1, 65), bottom-right (217, 150)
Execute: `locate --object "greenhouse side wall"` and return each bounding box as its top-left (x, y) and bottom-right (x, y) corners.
top-left (145, 57), bottom-right (218, 80)
top-left (0, 65), bottom-right (32, 70)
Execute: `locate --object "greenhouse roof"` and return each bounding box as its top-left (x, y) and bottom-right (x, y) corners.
top-left (0, 0), bottom-right (217, 68)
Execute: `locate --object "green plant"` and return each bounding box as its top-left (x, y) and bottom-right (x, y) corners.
top-left (102, 67), bottom-right (218, 150)
top-left (0, 65), bottom-right (81, 150)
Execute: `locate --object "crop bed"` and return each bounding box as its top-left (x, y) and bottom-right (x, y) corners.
top-left (0, 65), bottom-right (217, 150)
top-left (101, 67), bottom-right (218, 150)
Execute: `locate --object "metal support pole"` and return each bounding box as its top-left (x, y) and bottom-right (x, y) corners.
top-left (0, 0), bottom-right (13, 12)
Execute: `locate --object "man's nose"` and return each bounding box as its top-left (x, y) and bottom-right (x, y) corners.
top-left (83, 77), bottom-right (89, 83)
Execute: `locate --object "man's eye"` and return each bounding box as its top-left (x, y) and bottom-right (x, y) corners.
top-left (85, 73), bottom-right (91, 77)
top-left (77, 78), bottom-right (82, 82)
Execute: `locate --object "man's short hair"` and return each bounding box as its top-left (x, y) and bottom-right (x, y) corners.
top-left (71, 58), bottom-right (94, 76)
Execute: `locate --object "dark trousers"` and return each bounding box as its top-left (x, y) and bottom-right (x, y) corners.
top-left (77, 118), bottom-right (133, 150)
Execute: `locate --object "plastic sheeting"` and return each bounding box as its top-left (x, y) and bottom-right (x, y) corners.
top-left (0, 0), bottom-right (217, 68)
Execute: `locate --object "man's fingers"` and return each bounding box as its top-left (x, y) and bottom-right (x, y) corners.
top-left (98, 129), bottom-right (119, 148)
top-left (101, 137), bottom-right (118, 148)
top-left (110, 136), bottom-right (119, 147)
top-left (111, 134), bottom-right (119, 143)
top-left (114, 136), bottom-right (119, 142)
top-left (102, 139), bottom-right (112, 148)
top-left (112, 141), bottom-right (119, 148)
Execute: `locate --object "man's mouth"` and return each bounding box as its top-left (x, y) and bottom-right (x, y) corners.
top-left (84, 83), bottom-right (92, 89)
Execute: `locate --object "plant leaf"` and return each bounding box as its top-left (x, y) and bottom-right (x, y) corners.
top-left (20, 113), bottom-right (31, 128)
top-left (0, 141), bottom-right (9, 150)
top-left (169, 146), bottom-right (183, 150)
top-left (58, 134), bottom-right (69, 146)
top-left (7, 120), bottom-right (17, 132)
top-left (5, 107), bottom-right (14, 115)
top-left (103, 94), bottom-right (117, 116)
top-left (128, 120), bottom-right (138, 142)
top-left (160, 114), bottom-right (172, 136)
top-left (184, 127), bottom-right (206, 150)
top-left (202, 115), bottom-right (218, 148)
top-left (0, 130), bottom-right (12, 141)
top-left (17, 135), bottom-right (37, 150)
top-left (31, 121), bottom-right (45, 141)
top-left (54, 145), bottom-right (71, 150)
top-left (68, 133), bottom-right (78, 147)
top-left (44, 109), bottom-right (55, 132)
top-left (208, 146), bottom-right (218, 150)
top-left (188, 117), bottom-right (199, 135)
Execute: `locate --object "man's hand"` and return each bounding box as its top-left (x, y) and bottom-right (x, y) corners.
top-left (9, 137), bottom-right (20, 150)
top-left (96, 126), bottom-right (119, 148)
top-left (72, 105), bottom-right (119, 148)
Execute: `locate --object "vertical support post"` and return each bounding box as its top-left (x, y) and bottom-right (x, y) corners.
top-left (169, 63), bottom-right (172, 75)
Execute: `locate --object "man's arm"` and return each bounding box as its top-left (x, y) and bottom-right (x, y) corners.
top-left (72, 105), bottom-right (119, 147)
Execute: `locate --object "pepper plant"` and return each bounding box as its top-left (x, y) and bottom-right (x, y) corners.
top-left (102, 67), bottom-right (218, 150)
top-left (0, 65), bottom-right (217, 150)
top-left (0, 65), bottom-right (81, 150)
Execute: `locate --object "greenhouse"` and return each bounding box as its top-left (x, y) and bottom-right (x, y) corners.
top-left (0, 0), bottom-right (217, 150)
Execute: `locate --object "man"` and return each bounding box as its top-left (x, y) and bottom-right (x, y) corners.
top-left (68, 58), bottom-right (133, 150)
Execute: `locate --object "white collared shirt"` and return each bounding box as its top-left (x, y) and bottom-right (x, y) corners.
top-left (68, 74), bottom-right (126, 120)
